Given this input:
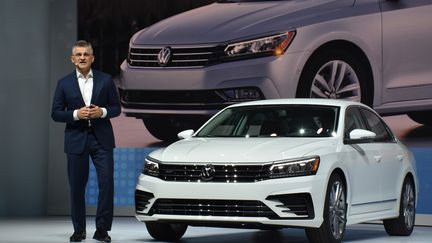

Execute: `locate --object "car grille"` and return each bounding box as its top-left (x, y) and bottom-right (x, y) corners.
top-left (155, 163), bottom-right (272, 183)
top-left (120, 89), bottom-right (226, 104)
top-left (148, 199), bottom-right (279, 218)
top-left (128, 45), bottom-right (225, 68)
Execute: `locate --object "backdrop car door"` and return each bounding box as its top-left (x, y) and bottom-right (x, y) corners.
top-left (381, 0), bottom-right (432, 103)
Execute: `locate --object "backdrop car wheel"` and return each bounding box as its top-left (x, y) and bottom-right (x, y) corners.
top-left (383, 177), bottom-right (416, 236)
top-left (297, 49), bottom-right (371, 106)
top-left (145, 222), bottom-right (188, 241)
top-left (407, 111), bottom-right (432, 127)
top-left (305, 174), bottom-right (347, 243)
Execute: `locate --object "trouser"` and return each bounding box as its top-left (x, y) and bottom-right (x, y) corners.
top-left (66, 131), bottom-right (114, 233)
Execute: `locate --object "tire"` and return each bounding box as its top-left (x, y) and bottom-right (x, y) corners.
top-left (296, 49), bottom-right (372, 107)
top-left (383, 177), bottom-right (416, 236)
top-left (305, 174), bottom-right (347, 243)
top-left (145, 222), bottom-right (188, 241)
top-left (407, 111), bottom-right (432, 127)
top-left (143, 116), bottom-right (208, 141)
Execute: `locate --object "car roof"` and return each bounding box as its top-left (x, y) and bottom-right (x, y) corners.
top-left (228, 98), bottom-right (368, 110)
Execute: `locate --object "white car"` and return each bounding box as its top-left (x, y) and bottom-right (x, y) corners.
top-left (135, 99), bottom-right (418, 243)
top-left (119, 0), bottom-right (432, 140)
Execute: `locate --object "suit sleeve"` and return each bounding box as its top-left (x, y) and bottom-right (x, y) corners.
top-left (104, 77), bottom-right (121, 119)
top-left (51, 80), bottom-right (75, 123)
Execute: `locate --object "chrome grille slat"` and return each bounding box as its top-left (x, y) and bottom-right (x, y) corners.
top-left (128, 46), bottom-right (224, 68)
top-left (156, 163), bottom-right (270, 182)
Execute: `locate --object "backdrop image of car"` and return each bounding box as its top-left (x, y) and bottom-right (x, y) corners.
top-left (78, 0), bottom-right (432, 146)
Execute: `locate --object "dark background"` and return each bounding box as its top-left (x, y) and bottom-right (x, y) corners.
top-left (78, 0), bottom-right (216, 77)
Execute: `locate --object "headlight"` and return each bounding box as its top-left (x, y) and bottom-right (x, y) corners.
top-left (224, 31), bottom-right (296, 60)
top-left (143, 157), bottom-right (159, 177)
top-left (269, 156), bottom-right (320, 178)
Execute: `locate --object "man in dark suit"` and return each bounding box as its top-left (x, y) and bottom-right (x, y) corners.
top-left (51, 40), bottom-right (120, 242)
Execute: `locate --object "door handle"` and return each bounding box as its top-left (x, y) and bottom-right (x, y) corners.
top-left (397, 155), bottom-right (404, 161)
top-left (374, 155), bottom-right (382, 162)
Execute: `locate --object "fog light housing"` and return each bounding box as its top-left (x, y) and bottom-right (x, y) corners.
top-left (217, 87), bottom-right (263, 101)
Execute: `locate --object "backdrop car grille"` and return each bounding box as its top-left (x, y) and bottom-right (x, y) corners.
top-left (128, 46), bottom-right (224, 68)
top-left (149, 199), bottom-right (278, 218)
top-left (120, 90), bottom-right (225, 104)
top-left (156, 164), bottom-right (271, 183)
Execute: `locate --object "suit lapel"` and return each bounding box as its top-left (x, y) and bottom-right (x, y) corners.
top-left (70, 71), bottom-right (86, 106)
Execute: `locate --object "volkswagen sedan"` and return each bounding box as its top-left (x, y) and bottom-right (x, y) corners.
top-left (135, 99), bottom-right (418, 243)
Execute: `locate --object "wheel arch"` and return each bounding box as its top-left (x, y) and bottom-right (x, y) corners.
top-left (296, 40), bottom-right (375, 107)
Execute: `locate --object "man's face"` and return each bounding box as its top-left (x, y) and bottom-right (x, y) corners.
top-left (71, 46), bottom-right (94, 74)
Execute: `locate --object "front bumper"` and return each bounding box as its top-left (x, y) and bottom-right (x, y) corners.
top-left (119, 51), bottom-right (306, 116)
top-left (135, 173), bottom-right (327, 228)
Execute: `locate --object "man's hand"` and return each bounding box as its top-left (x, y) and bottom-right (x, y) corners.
top-left (77, 105), bottom-right (102, 119)
top-left (88, 105), bottom-right (103, 119)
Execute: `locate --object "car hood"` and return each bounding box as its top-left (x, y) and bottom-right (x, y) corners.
top-left (150, 137), bottom-right (337, 163)
top-left (133, 0), bottom-right (354, 45)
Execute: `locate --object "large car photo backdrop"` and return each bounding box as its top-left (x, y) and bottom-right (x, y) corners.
top-left (78, 0), bottom-right (432, 221)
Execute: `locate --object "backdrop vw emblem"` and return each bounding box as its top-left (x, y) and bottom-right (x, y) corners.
top-left (158, 46), bottom-right (172, 66)
top-left (201, 164), bottom-right (216, 181)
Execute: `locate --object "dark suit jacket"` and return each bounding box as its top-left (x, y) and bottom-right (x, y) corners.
top-left (51, 70), bottom-right (121, 154)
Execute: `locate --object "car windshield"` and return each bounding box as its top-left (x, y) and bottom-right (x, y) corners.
top-left (196, 105), bottom-right (339, 138)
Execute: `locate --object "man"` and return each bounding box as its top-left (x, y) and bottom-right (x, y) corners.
top-left (51, 40), bottom-right (120, 242)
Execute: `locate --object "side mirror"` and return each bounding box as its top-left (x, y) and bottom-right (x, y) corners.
top-left (345, 129), bottom-right (376, 144)
top-left (177, 129), bottom-right (194, 140)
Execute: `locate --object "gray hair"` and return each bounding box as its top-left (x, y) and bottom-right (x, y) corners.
top-left (72, 40), bottom-right (93, 55)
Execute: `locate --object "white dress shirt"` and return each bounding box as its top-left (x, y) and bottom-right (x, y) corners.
top-left (73, 69), bottom-right (107, 121)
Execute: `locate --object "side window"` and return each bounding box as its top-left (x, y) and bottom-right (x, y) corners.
top-left (344, 107), bottom-right (367, 139)
top-left (360, 108), bottom-right (394, 142)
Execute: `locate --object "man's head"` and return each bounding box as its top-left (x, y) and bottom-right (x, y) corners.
top-left (71, 40), bottom-right (95, 75)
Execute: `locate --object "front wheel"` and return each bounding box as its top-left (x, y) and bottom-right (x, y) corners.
top-left (305, 174), bottom-right (347, 243)
top-left (296, 49), bottom-right (372, 107)
top-left (383, 177), bottom-right (416, 236)
top-left (145, 222), bottom-right (188, 241)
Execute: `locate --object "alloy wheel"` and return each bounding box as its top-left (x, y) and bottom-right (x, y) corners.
top-left (329, 180), bottom-right (347, 239)
top-left (311, 60), bottom-right (361, 102)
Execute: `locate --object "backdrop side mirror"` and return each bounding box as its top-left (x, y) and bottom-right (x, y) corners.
top-left (345, 129), bottom-right (376, 144)
top-left (177, 129), bottom-right (194, 140)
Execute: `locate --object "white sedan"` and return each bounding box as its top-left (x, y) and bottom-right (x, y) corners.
top-left (135, 99), bottom-right (418, 243)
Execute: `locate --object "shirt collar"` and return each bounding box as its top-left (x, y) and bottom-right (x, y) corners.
top-left (76, 69), bottom-right (93, 79)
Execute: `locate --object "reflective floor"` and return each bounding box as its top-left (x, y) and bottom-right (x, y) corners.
top-left (0, 217), bottom-right (431, 243)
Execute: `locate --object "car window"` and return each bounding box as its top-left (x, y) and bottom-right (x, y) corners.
top-left (360, 108), bottom-right (394, 143)
top-left (344, 107), bottom-right (367, 139)
top-left (196, 105), bottom-right (339, 138)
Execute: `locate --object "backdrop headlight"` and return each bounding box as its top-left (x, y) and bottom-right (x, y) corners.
top-left (269, 156), bottom-right (320, 178)
top-left (143, 157), bottom-right (159, 177)
top-left (224, 31), bottom-right (296, 59)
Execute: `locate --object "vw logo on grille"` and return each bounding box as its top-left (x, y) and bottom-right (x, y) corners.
top-left (157, 46), bottom-right (172, 66)
top-left (201, 164), bottom-right (216, 181)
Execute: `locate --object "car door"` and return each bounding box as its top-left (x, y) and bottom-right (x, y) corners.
top-left (342, 106), bottom-right (383, 215)
top-left (380, 0), bottom-right (432, 103)
top-left (359, 107), bottom-right (402, 208)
